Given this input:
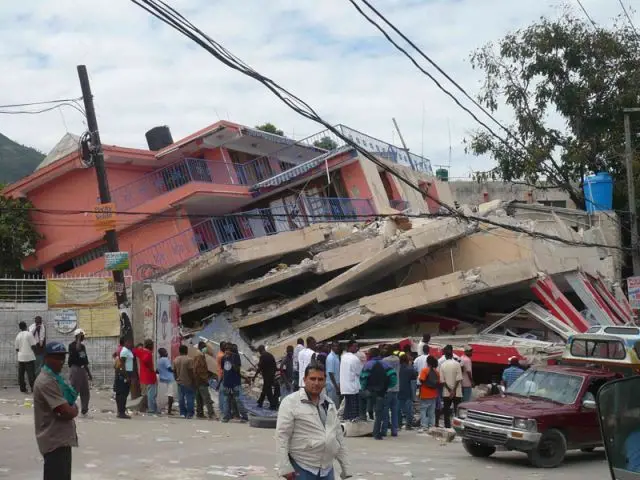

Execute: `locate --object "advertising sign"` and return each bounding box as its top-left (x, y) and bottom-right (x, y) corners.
top-left (627, 276), bottom-right (640, 312)
top-left (105, 252), bottom-right (129, 271)
top-left (94, 203), bottom-right (117, 231)
top-left (53, 309), bottom-right (78, 334)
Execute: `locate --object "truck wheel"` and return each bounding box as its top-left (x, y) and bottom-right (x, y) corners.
top-left (462, 439), bottom-right (497, 458)
top-left (527, 429), bottom-right (567, 468)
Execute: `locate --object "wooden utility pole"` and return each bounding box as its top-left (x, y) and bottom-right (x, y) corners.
top-left (77, 65), bottom-right (131, 338)
top-left (624, 108), bottom-right (640, 276)
top-left (392, 117), bottom-right (416, 170)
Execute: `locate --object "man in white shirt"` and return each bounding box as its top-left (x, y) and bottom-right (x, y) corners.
top-left (292, 338), bottom-right (304, 392)
top-left (417, 333), bottom-right (431, 359)
top-left (339, 340), bottom-right (362, 421)
top-left (15, 321), bottom-right (37, 393)
top-left (413, 344), bottom-right (431, 384)
top-left (439, 345), bottom-right (463, 428)
top-left (297, 337), bottom-right (317, 388)
top-left (29, 316), bottom-right (46, 376)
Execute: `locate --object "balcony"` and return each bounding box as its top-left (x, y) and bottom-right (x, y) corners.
top-left (129, 197), bottom-right (375, 279)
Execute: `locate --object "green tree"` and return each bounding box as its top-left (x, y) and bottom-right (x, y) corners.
top-left (466, 12), bottom-right (640, 209)
top-left (255, 123), bottom-right (284, 136)
top-left (313, 136), bottom-right (338, 150)
top-left (0, 194), bottom-right (42, 276)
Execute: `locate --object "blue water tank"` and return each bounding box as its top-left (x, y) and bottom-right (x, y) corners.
top-left (583, 172), bottom-right (613, 213)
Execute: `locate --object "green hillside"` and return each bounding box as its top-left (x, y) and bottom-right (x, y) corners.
top-left (0, 132), bottom-right (44, 184)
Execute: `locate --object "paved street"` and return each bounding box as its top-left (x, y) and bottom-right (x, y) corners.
top-left (0, 388), bottom-right (609, 480)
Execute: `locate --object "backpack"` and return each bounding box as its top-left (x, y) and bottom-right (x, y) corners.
top-left (367, 360), bottom-right (390, 395)
top-left (424, 368), bottom-right (438, 389)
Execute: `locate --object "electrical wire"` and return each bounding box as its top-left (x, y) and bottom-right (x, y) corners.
top-left (0, 102), bottom-right (87, 117)
top-left (618, 0), bottom-right (640, 40)
top-left (0, 97), bottom-right (83, 109)
top-left (576, 0), bottom-right (598, 29)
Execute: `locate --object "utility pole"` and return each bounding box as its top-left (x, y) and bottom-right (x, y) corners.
top-left (77, 65), bottom-right (131, 335)
top-left (624, 108), bottom-right (640, 276)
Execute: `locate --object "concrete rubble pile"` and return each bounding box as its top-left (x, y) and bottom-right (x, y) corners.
top-left (168, 200), bottom-right (623, 368)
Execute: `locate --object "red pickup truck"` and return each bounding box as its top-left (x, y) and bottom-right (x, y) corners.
top-left (452, 365), bottom-right (618, 468)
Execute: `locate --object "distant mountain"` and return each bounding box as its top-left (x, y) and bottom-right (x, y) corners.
top-left (0, 132), bottom-right (45, 184)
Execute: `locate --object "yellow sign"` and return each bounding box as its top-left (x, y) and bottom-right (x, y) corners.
top-left (77, 306), bottom-right (120, 337)
top-left (94, 203), bottom-right (117, 231)
top-left (47, 278), bottom-right (116, 309)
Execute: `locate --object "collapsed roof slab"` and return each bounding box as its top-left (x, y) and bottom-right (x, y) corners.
top-left (162, 225), bottom-right (328, 291)
top-left (181, 288), bottom-right (228, 315)
top-left (234, 289), bottom-right (319, 328)
top-left (265, 259), bottom-right (572, 357)
top-left (316, 218), bottom-right (474, 302)
top-left (224, 236), bottom-right (385, 306)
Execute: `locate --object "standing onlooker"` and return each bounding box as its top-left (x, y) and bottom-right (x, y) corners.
top-left (325, 341), bottom-right (341, 407)
top-left (134, 339), bottom-right (158, 415)
top-left (360, 347), bottom-right (397, 440)
top-left (156, 347), bottom-right (175, 415)
top-left (173, 345), bottom-right (196, 418)
top-left (440, 345), bottom-right (463, 428)
top-left (255, 345), bottom-right (279, 410)
top-left (276, 363), bottom-right (350, 480)
top-left (68, 329), bottom-right (92, 418)
top-left (460, 346), bottom-right (474, 403)
top-left (216, 341), bottom-right (227, 418)
top-left (413, 344), bottom-right (430, 380)
top-left (278, 345), bottom-right (295, 400)
top-left (382, 345), bottom-right (401, 437)
top-left (29, 315), bottom-right (46, 376)
top-left (115, 338), bottom-right (135, 419)
top-left (292, 338), bottom-right (304, 392)
top-left (501, 357), bottom-right (525, 389)
top-left (16, 321), bottom-right (36, 393)
top-left (193, 342), bottom-right (215, 419)
top-left (398, 353), bottom-right (417, 430)
top-left (339, 340), bottom-right (362, 421)
top-left (33, 342), bottom-right (78, 480)
top-left (417, 333), bottom-right (431, 358)
top-left (297, 337), bottom-right (317, 388)
top-left (220, 343), bottom-right (249, 423)
top-left (418, 356), bottom-right (439, 430)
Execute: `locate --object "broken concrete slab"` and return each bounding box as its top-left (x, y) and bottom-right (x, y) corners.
top-left (180, 288), bottom-right (228, 315)
top-left (314, 236), bottom-right (385, 274)
top-left (316, 218), bottom-right (475, 302)
top-left (234, 289), bottom-right (319, 328)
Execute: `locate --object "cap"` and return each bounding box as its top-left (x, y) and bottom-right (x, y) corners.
top-left (73, 328), bottom-right (85, 337)
top-left (45, 342), bottom-right (67, 355)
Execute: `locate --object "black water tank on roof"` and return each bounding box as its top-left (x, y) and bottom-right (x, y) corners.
top-left (145, 126), bottom-right (174, 151)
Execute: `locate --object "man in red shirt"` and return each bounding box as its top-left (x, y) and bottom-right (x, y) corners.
top-left (133, 339), bottom-right (158, 415)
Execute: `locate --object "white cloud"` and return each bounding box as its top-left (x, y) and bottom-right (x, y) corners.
top-left (0, 0), bottom-right (629, 178)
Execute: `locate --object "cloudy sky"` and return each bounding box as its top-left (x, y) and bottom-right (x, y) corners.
top-left (0, 0), bottom-right (631, 178)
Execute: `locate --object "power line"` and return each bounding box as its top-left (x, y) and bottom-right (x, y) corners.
top-left (576, 0), bottom-right (598, 29)
top-left (618, 0), bottom-right (640, 40)
top-left (0, 97), bottom-right (83, 109)
top-left (0, 102), bottom-right (86, 117)
top-left (122, 0), bottom-right (629, 254)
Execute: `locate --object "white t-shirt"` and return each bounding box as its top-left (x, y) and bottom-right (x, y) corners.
top-left (297, 348), bottom-right (316, 387)
top-left (438, 353), bottom-right (460, 366)
top-left (15, 331), bottom-right (36, 362)
top-left (339, 352), bottom-right (363, 395)
top-left (440, 358), bottom-right (463, 398)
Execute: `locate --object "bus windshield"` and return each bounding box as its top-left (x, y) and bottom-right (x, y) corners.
top-left (569, 338), bottom-right (626, 360)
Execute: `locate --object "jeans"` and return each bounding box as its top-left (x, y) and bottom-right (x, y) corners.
top-left (43, 446), bottom-right (72, 480)
top-left (420, 398), bottom-right (436, 428)
top-left (462, 386), bottom-right (472, 403)
top-left (325, 382), bottom-right (340, 406)
top-left (114, 373), bottom-right (130, 417)
top-left (146, 383), bottom-right (158, 413)
top-left (218, 387), bottom-right (227, 418)
top-left (372, 394), bottom-right (386, 439)
top-left (399, 397), bottom-right (413, 428)
top-left (279, 382), bottom-right (293, 401)
top-left (290, 457), bottom-right (334, 480)
top-left (178, 384), bottom-right (195, 418)
top-left (382, 391), bottom-right (399, 435)
top-left (18, 361), bottom-right (36, 392)
top-left (222, 386), bottom-right (248, 421)
top-left (443, 397), bottom-right (462, 428)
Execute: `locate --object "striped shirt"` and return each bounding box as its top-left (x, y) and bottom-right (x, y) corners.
top-left (502, 366), bottom-right (524, 388)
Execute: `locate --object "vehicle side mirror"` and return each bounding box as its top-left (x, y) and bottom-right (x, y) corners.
top-left (582, 398), bottom-right (596, 410)
top-left (597, 377), bottom-right (640, 479)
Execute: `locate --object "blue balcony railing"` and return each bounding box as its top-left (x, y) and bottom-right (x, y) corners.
top-left (129, 197), bottom-right (375, 280)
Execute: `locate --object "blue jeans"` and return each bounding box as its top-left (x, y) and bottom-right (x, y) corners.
top-left (280, 382), bottom-right (293, 401)
top-left (147, 383), bottom-right (158, 413)
top-left (218, 387), bottom-right (227, 418)
top-left (399, 397), bottom-right (413, 428)
top-left (222, 386), bottom-right (248, 421)
top-left (290, 457), bottom-right (334, 480)
top-left (420, 398), bottom-right (436, 428)
top-left (325, 382), bottom-right (339, 406)
top-left (462, 386), bottom-right (472, 403)
top-left (178, 384), bottom-right (195, 418)
top-left (372, 394), bottom-right (386, 439)
top-left (382, 391), bottom-right (399, 435)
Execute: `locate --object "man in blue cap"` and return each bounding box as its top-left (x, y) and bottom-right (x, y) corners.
top-left (33, 342), bottom-right (79, 480)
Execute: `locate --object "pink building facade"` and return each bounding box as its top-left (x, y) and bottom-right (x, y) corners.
top-left (4, 121), bottom-right (442, 280)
